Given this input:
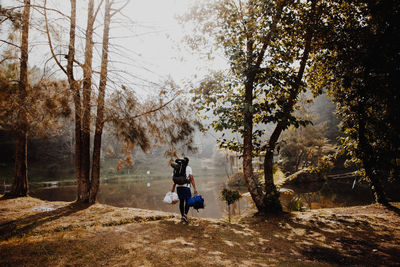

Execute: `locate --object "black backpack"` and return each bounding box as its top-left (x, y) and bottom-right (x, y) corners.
top-left (171, 158), bottom-right (190, 185)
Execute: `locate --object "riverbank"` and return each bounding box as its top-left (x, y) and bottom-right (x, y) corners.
top-left (1, 196), bottom-right (399, 266)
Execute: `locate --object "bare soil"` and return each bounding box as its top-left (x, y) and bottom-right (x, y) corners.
top-left (0, 196), bottom-right (399, 266)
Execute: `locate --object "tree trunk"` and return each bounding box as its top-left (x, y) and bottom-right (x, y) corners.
top-left (6, 0), bottom-right (30, 198)
top-left (241, 0), bottom-right (288, 213)
top-left (358, 99), bottom-right (388, 204)
top-left (365, 165), bottom-right (388, 205)
top-left (359, 121), bottom-right (387, 204)
top-left (262, 0), bottom-right (317, 213)
top-left (9, 133), bottom-right (28, 197)
top-left (90, 0), bottom-right (112, 203)
top-left (243, 77), bottom-right (265, 211)
top-left (80, 0), bottom-right (95, 202)
top-left (263, 125), bottom-right (283, 213)
top-left (228, 204), bottom-right (231, 223)
top-left (66, 0), bottom-right (84, 201)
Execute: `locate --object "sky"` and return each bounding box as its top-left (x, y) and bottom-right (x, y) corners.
top-left (1, 0), bottom-right (227, 93)
top-left (111, 0), bottom-right (227, 93)
top-left (122, 0), bottom-right (202, 79)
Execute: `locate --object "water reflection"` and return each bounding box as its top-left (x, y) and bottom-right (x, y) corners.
top-left (27, 176), bottom-right (251, 219)
top-left (9, 176), bottom-right (400, 218)
top-left (280, 179), bottom-right (400, 211)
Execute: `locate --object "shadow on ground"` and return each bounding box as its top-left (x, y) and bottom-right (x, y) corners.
top-left (0, 202), bottom-right (91, 240)
top-left (243, 204), bottom-right (400, 266)
top-left (0, 197), bottom-right (399, 266)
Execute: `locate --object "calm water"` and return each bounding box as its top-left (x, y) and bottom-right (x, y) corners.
top-left (281, 178), bottom-right (400, 210)
top-left (5, 175), bottom-right (400, 219)
top-left (27, 175), bottom-right (249, 219)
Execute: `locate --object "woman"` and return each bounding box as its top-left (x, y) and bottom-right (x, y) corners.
top-left (171, 157), bottom-right (197, 223)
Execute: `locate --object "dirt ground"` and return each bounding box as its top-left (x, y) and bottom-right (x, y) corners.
top-left (0, 196), bottom-right (399, 266)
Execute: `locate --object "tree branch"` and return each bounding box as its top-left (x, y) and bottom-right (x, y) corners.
top-left (130, 97), bottom-right (176, 120)
top-left (43, 0), bottom-right (67, 75)
top-left (93, 0), bottom-right (105, 24)
top-left (254, 0), bottom-right (287, 69)
top-left (0, 39), bottom-right (20, 48)
top-left (110, 0), bottom-right (129, 18)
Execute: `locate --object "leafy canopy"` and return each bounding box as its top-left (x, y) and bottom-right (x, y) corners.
top-left (307, 0), bottom-right (400, 182)
top-left (186, 0), bottom-right (316, 154)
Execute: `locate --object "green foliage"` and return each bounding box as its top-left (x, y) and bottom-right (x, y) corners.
top-left (279, 124), bottom-right (335, 174)
top-left (307, 0), bottom-right (400, 195)
top-left (187, 0), bottom-right (317, 154)
top-left (285, 196), bottom-right (305, 212)
top-left (310, 94), bottom-right (341, 142)
top-left (220, 188), bottom-right (241, 206)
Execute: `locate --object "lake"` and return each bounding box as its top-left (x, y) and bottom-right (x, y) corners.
top-left (3, 175), bottom-right (399, 219)
top-left (26, 175), bottom-right (249, 219)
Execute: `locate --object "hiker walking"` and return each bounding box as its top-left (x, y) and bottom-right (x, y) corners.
top-left (171, 157), bottom-right (197, 223)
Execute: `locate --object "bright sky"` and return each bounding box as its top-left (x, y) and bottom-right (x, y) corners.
top-left (1, 0), bottom-right (227, 92)
top-left (115, 0), bottom-right (202, 82)
top-left (113, 0), bottom-right (228, 93)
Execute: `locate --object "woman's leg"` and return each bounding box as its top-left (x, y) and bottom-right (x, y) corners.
top-left (177, 187), bottom-right (185, 216)
top-left (179, 199), bottom-right (185, 217)
top-left (184, 199), bottom-right (190, 215)
top-left (184, 187), bottom-right (191, 216)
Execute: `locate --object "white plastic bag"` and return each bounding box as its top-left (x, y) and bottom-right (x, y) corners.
top-left (163, 192), bottom-right (179, 204)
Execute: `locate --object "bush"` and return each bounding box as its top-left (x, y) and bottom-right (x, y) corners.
top-left (285, 196), bottom-right (306, 212)
top-left (220, 188), bottom-right (241, 205)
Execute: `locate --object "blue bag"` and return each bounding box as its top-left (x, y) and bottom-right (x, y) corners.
top-left (188, 194), bottom-right (205, 211)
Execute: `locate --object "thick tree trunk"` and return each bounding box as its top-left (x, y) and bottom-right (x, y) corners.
top-left (262, 0), bottom-right (317, 213)
top-left (79, 0), bottom-right (95, 202)
top-left (241, 0), bottom-right (288, 213)
top-left (6, 0), bottom-right (30, 199)
top-left (243, 78), bottom-right (265, 211)
top-left (263, 125), bottom-right (283, 213)
top-left (358, 102), bottom-right (388, 204)
top-left (90, 0), bottom-right (112, 203)
top-left (365, 165), bottom-right (388, 205)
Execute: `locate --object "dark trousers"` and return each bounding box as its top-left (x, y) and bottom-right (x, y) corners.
top-left (177, 186), bottom-right (191, 216)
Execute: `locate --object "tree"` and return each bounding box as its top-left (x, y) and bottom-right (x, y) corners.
top-left (188, 0), bottom-right (320, 213)
top-left (89, 0), bottom-right (112, 203)
top-left (0, 27), bottom-right (70, 200)
top-left (260, 0), bottom-right (320, 212)
top-left (44, 0), bottom-right (198, 203)
top-left (6, 0), bottom-right (30, 198)
top-left (307, 0), bottom-right (400, 204)
top-left (66, 0), bottom-right (81, 200)
top-left (43, 0), bottom-right (108, 202)
top-left (220, 188), bottom-right (241, 223)
top-left (79, 0), bottom-right (96, 201)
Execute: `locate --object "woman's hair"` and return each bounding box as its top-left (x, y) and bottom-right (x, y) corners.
top-left (184, 157), bottom-right (189, 164)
